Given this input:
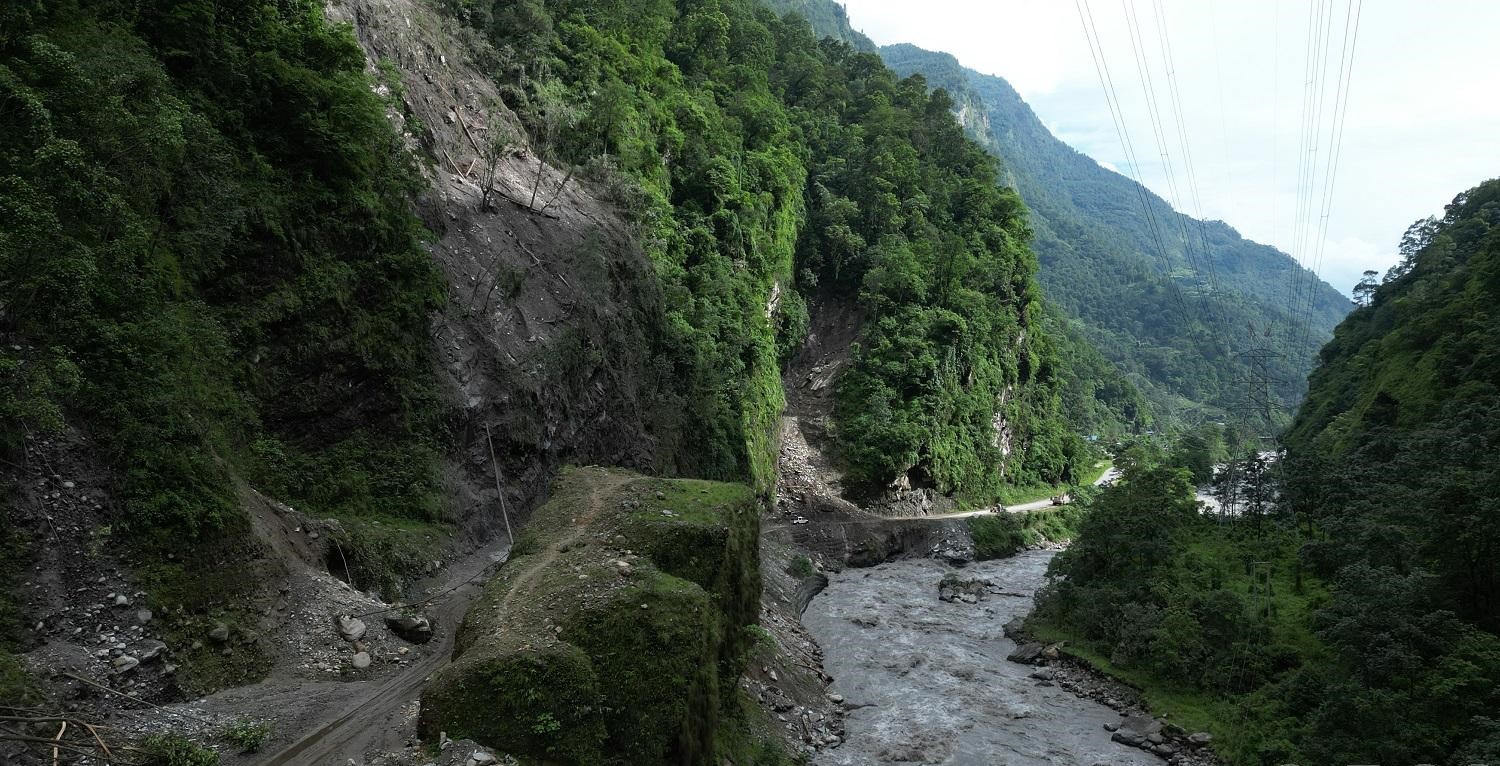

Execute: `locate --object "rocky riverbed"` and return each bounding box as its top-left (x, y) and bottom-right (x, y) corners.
top-left (803, 550), bottom-right (1166, 766)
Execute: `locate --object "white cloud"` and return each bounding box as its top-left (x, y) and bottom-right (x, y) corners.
top-left (839, 0), bottom-right (1500, 297)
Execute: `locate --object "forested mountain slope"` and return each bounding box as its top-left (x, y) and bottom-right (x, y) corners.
top-left (761, 5), bottom-right (1353, 423)
top-left (1033, 180), bottom-right (1500, 766)
top-left (1273, 178), bottom-right (1500, 763)
top-left (1284, 179), bottom-right (1500, 629)
top-left (455, 0), bottom-right (1144, 500)
top-left (1, 0), bottom-right (1120, 759)
top-left (878, 44), bottom-right (1350, 423)
top-left (759, 0), bottom-right (876, 52)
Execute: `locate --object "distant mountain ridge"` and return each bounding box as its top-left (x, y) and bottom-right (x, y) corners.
top-left (759, 0), bottom-right (877, 51)
top-left (762, 1), bottom-right (1351, 423)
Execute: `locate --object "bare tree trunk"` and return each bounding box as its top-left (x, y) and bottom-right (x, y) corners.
top-left (537, 166), bottom-right (576, 214)
top-left (528, 156), bottom-right (545, 211)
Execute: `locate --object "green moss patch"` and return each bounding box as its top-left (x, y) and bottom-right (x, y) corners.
top-left (419, 467), bottom-right (762, 765)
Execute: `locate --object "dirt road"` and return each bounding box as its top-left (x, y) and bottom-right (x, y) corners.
top-left (250, 539), bottom-right (510, 766)
top-left (924, 465), bottom-right (1120, 519)
top-left (249, 473), bottom-right (637, 766)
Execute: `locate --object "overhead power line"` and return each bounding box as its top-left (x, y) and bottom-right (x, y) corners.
top-left (1296, 0), bottom-right (1363, 352)
top-left (1072, 0), bottom-right (1194, 324)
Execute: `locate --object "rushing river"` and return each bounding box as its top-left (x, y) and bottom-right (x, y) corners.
top-left (804, 550), bottom-right (1162, 766)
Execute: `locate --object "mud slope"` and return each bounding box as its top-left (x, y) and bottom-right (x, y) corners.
top-left (328, 0), bottom-right (690, 542)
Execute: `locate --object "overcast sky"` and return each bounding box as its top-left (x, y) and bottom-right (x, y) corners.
top-left (839, 0), bottom-right (1500, 296)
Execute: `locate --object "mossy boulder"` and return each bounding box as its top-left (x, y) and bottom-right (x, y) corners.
top-left (418, 467), bottom-right (762, 765)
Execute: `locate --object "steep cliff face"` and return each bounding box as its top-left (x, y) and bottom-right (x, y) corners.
top-left (327, 0), bottom-right (704, 539)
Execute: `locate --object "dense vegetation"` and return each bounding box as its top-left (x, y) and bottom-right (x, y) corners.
top-left (0, 0), bottom-right (451, 688)
top-left (456, 0), bottom-right (1115, 500)
top-left (1035, 181), bottom-right (1500, 765)
top-left (876, 43), bottom-right (1351, 426)
top-left (0, 0), bottom-right (448, 525)
top-left (760, 0), bottom-right (875, 52)
top-left (968, 500), bottom-right (1087, 560)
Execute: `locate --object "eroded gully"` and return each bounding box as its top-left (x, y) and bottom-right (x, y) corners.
top-left (804, 550), bottom-right (1163, 766)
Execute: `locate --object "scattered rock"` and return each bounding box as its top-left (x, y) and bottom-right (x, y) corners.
top-left (1002, 616), bottom-right (1026, 639)
top-left (467, 751), bottom-right (497, 766)
top-left (385, 615), bottom-right (434, 644)
top-left (1189, 732), bottom-right (1213, 746)
top-left (111, 655), bottom-right (140, 673)
top-left (351, 651), bottom-right (372, 669)
top-left (850, 615), bottom-right (879, 628)
top-left (138, 640), bottom-right (168, 663)
top-left (135, 609), bottom-right (153, 624)
top-left (1110, 714), bottom-right (1164, 749)
top-left (937, 574), bottom-right (992, 603)
top-left (113, 594), bottom-right (130, 607)
top-left (208, 622), bottom-right (230, 642)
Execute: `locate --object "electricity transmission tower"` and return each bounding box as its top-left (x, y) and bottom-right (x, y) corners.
top-left (1233, 323), bottom-right (1285, 424)
top-left (1216, 324), bottom-right (1286, 521)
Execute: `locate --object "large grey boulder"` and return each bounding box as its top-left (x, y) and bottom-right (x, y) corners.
top-left (138, 639), bottom-right (168, 663)
top-left (1109, 714), bottom-right (1163, 748)
top-left (385, 615), bottom-right (434, 644)
top-left (1006, 642), bottom-right (1045, 663)
top-left (337, 615), bottom-right (367, 642)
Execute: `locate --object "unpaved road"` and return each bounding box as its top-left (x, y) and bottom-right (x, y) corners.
top-left (491, 472), bottom-right (634, 623)
top-left (250, 539), bottom-right (510, 766)
top-left (922, 464), bottom-right (1120, 519)
top-left (253, 473), bottom-right (632, 766)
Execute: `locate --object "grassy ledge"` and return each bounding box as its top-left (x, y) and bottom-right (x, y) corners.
top-left (418, 467), bottom-right (768, 765)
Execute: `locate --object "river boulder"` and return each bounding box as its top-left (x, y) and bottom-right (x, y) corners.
top-left (1007, 642), bottom-right (1046, 663)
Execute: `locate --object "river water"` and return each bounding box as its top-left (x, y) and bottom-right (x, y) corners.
top-left (804, 550), bottom-right (1162, 766)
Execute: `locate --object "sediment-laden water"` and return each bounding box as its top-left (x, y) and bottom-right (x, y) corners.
top-left (804, 550), bottom-right (1162, 766)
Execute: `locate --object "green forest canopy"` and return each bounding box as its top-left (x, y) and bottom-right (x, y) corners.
top-left (1037, 180), bottom-right (1500, 766)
